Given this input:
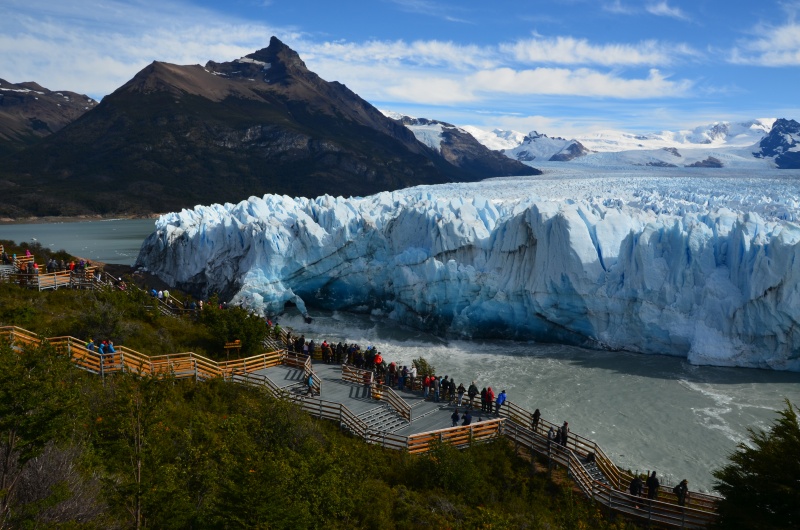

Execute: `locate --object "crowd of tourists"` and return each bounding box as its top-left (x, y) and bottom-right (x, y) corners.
top-left (283, 332), bottom-right (523, 421)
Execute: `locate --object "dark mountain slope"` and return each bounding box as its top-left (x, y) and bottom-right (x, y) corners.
top-left (753, 118), bottom-right (800, 169)
top-left (1, 37), bottom-right (537, 217)
top-left (0, 79), bottom-right (96, 156)
top-left (395, 116), bottom-right (540, 177)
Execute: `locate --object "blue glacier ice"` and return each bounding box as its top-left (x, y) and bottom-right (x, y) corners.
top-left (136, 166), bottom-right (800, 370)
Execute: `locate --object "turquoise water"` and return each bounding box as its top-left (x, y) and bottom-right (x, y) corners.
top-left (0, 218), bottom-right (155, 265)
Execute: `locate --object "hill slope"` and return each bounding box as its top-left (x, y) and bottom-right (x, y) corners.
top-left (0, 79), bottom-right (96, 156)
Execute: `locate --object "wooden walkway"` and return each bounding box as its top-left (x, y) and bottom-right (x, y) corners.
top-left (251, 362), bottom-right (492, 436)
top-left (1, 325), bottom-right (720, 529)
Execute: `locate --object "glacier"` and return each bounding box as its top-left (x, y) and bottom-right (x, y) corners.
top-left (136, 166), bottom-right (800, 371)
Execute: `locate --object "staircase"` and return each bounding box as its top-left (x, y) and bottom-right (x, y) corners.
top-left (580, 456), bottom-right (612, 487)
top-left (0, 264), bottom-right (14, 281)
top-left (358, 405), bottom-right (408, 433)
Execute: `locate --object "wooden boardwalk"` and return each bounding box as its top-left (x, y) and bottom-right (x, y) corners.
top-left (253, 362), bottom-right (493, 436)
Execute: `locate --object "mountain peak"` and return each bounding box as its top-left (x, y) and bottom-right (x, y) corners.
top-left (245, 36), bottom-right (307, 70)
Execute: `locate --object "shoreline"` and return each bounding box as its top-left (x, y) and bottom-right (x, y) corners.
top-left (0, 213), bottom-right (161, 225)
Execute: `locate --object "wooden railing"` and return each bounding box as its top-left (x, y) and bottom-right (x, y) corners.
top-left (407, 419), bottom-right (505, 455)
top-left (341, 364), bottom-right (373, 386)
top-left (499, 404), bottom-right (719, 528)
top-left (372, 384), bottom-right (412, 422)
top-left (1, 326), bottom-right (286, 383)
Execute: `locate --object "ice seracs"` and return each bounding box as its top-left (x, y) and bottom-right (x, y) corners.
top-left (136, 167), bottom-right (800, 372)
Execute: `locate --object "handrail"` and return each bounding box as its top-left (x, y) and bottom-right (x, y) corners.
top-left (373, 384), bottom-right (412, 422)
top-left (500, 407), bottom-right (719, 528)
top-left (341, 364), bottom-right (373, 386)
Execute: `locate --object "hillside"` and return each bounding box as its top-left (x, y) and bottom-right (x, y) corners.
top-left (0, 79), bottom-right (96, 156)
top-left (0, 37), bottom-right (537, 218)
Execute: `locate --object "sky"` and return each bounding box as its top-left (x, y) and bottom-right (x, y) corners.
top-left (1, 0), bottom-right (799, 137)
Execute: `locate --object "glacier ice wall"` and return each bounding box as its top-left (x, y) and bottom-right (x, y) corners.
top-left (136, 170), bottom-right (800, 370)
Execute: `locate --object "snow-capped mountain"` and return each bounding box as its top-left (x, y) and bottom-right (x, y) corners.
top-left (381, 112), bottom-right (539, 178)
top-left (505, 131), bottom-right (590, 162)
top-left (575, 119), bottom-right (775, 153)
top-left (136, 167), bottom-right (800, 372)
top-left (460, 126), bottom-right (527, 151)
top-left (753, 118), bottom-right (800, 169)
top-left (465, 118), bottom-right (798, 169)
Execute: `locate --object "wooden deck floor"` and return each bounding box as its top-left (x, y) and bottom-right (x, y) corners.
top-left (252, 361), bottom-right (499, 435)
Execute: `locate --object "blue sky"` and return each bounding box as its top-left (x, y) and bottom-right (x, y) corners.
top-left (1, 0), bottom-right (799, 136)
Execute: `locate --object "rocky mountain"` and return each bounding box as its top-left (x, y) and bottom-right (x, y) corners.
top-left (384, 114), bottom-right (540, 178)
top-left (753, 118), bottom-right (800, 169)
top-left (0, 79), bottom-right (96, 155)
top-left (505, 131), bottom-right (590, 162)
top-left (0, 37), bottom-right (537, 218)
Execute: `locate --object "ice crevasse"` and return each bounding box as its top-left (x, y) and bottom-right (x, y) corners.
top-left (136, 177), bottom-right (800, 371)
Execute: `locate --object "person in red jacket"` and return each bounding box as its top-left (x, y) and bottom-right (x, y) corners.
top-left (486, 387), bottom-right (495, 412)
top-left (423, 375), bottom-right (431, 399)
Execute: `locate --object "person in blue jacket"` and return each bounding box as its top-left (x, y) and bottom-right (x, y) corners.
top-left (495, 390), bottom-right (507, 415)
top-left (306, 373), bottom-right (315, 396)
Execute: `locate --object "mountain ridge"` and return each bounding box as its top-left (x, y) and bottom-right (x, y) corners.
top-left (0, 37), bottom-right (537, 218)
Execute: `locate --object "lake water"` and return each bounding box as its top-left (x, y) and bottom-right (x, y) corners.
top-left (0, 218), bottom-right (156, 265)
top-left (2, 218), bottom-right (798, 493)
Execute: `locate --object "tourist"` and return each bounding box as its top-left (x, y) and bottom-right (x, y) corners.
top-left (433, 375), bottom-right (441, 402)
top-left (388, 362), bottom-right (397, 387)
top-left (646, 471), bottom-right (660, 500)
top-left (423, 374), bottom-right (431, 399)
top-left (629, 476), bottom-right (643, 497)
top-left (408, 363), bottom-right (417, 390)
top-left (532, 408), bottom-right (541, 433)
top-left (451, 408), bottom-right (460, 427)
top-left (467, 381), bottom-right (478, 409)
top-left (547, 427), bottom-right (556, 450)
top-left (486, 387), bottom-right (495, 413)
top-left (448, 378), bottom-right (456, 403)
top-left (456, 382), bottom-right (466, 406)
top-left (495, 389), bottom-right (506, 415)
top-left (306, 373), bottom-right (315, 396)
top-left (461, 409), bottom-right (472, 426)
top-left (555, 426), bottom-right (563, 446)
top-left (85, 338), bottom-right (95, 352)
top-left (480, 387), bottom-right (487, 412)
top-left (561, 421), bottom-right (569, 447)
top-left (441, 376), bottom-right (449, 401)
top-left (673, 479), bottom-right (689, 506)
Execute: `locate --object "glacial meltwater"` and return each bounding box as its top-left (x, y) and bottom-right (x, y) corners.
top-left (2, 218), bottom-right (799, 493)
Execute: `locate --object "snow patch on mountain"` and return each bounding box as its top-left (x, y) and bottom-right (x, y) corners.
top-left (461, 126), bottom-right (527, 151)
top-left (506, 131), bottom-right (589, 162)
top-left (137, 166), bottom-right (800, 371)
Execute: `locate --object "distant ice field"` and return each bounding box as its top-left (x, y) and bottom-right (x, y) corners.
top-left (440, 164), bottom-right (800, 222)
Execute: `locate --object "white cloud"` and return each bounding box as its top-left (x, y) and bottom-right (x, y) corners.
top-left (389, 0), bottom-right (471, 23)
top-left (603, 0), bottom-right (635, 15)
top-left (469, 68), bottom-right (693, 99)
top-left (306, 39), bottom-right (495, 70)
top-left (729, 22), bottom-right (800, 66)
top-left (503, 37), bottom-right (697, 66)
top-left (646, 1), bottom-right (689, 20)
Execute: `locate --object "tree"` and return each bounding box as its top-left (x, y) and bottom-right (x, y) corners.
top-left (0, 337), bottom-right (83, 526)
top-left (712, 399), bottom-right (800, 530)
